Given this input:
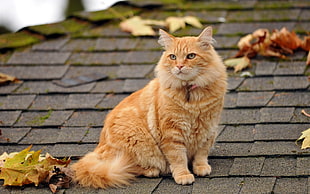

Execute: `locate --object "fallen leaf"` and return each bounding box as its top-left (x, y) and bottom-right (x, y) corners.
top-left (224, 56), bottom-right (251, 72)
top-left (233, 27), bottom-right (310, 71)
top-left (166, 16), bottom-right (202, 33)
top-left (270, 27), bottom-right (303, 51)
top-left (47, 166), bottom-right (73, 193)
top-left (183, 16), bottom-right (203, 29)
top-left (236, 29), bottom-right (275, 58)
top-left (166, 16), bottom-right (186, 33)
top-left (296, 128), bottom-right (310, 149)
top-left (120, 16), bottom-right (165, 36)
top-left (0, 72), bottom-right (20, 85)
top-left (120, 15), bottom-right (202, 36)
top-left (0, 146), bottom-right (71, 188)
top-left (301, 36), bottom-right (310, 51)
top-left (237, 34), bottom-right (254, 50)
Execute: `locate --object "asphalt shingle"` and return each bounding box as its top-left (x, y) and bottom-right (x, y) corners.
top-left (0, 128), bottom-right (31, 143)
top-left (254, 61), bottom-right (277, 75)
top-left (0, 65), bottom-right (69, 80)
top-left (64, 111), bottom-right (106, 127)
top-left (273, 178), bottom-right (308, 194)
top-left (268, 92), bottom-right (310, 107)
top-left (0, 95), bottom-right (36, 110)
top-left (261, 157), bottom-right (297, 176)
top-left (7, 52), bottom-right (71, 65)
top-left (229, 157), bottom-right (265, 176)
top-left (0, 111), bottom-right (21, 126)
top-left (236, 91), bottom-right (274, 107)
top-left (192, 177), bottom-right (243, 194)
top-left (217, 125), bottom-right (255, 142)
top-left (0, 0), bottom-right (309, 193)
top-left (239, 177), bottom-right (276, 194)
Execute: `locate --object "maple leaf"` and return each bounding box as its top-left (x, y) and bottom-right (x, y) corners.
top-left (296, 128), bottom-right (310, 149)
top-left (0, 145), bottom-right (71, 192)
top-left (224, 56), bottom-right (251, 72)
top-left (236, 28), bottom-right (287, 59)
top-left (166, 16), bottom-right (202, 33)
top-left (120, 16), bottom-right (202, 36)
top-left (120, 16), bottom-right (165, 36)
top-left (301, 36), bottom-right (310, 51)
top-left (270, 27), bottom-right (303, 52)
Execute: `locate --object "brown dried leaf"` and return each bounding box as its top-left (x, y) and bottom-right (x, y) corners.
top-left (237, 34), bottom-right (254, 50)
top-left (301, 36), bottom-right (310, 51)
top-left (270, 27), bottom-right (303, 51)
top-left (0, 72), bottom-right (20, 85)
top-left (47, 166), bottom-right (73, 193)
top-left (258, 46), bottom-right (287, 59)
top-left (236, 28), bottom-right (296, 59)
top-left (236, 29), bottom-right (273, 58)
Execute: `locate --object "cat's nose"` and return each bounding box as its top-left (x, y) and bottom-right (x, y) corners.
top-left (176, 65), bottom-right (184, 70)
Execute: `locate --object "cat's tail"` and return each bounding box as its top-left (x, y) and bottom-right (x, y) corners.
top-left (71, 151), bottom-right (136, 189)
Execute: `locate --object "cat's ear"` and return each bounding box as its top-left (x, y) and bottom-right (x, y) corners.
top-left (158, 29), bottom-right (175, 49)
top-left (198, 26), bottom-right (215, 49)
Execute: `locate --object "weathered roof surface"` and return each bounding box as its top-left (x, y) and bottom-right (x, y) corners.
top-left (0, 0), bottom-right (310, 193)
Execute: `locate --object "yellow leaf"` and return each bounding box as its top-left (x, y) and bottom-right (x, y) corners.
top-left (224, 56), bottom-right (251, 72)
top-left (183, 16), bottom-right (203, 29)
top-left (166, 16), bottom-right (203, 33)
top-left (120, 16), bottom-right (164, 36)
top-left (296, 128), bottom-right (310, 149)
top-left (166, 16), bottom-right (186, 33)
top-left (0, 146), bottom-right (71, 187)
top-left (120, 16), bottom-right (202, 36)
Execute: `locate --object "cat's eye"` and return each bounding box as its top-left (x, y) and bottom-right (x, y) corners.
top-left (169, 54), bottom-right (177, 60)
top-left (186, 53), bottom-right (196, 59)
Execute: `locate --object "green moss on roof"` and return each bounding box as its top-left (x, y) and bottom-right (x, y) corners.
top-left (0, 31), bottom-right (42, 49)
top-left (73, 5), bottom-right (141, 22)
top-left (130, 0), bottom-right (183, 7)
top-left (28, 18), bottom-right (92, 36)
top-left (178, 1), bottom-right (255, 10)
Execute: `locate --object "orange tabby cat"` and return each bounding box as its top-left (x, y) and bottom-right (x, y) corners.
top-left (71, 26), bottom-right (227, 188)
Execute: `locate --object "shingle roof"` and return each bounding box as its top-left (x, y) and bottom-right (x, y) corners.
top-left (0, 0), bottom-right (309, 193)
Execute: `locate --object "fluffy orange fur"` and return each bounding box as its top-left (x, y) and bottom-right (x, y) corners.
top-left (71, 26), bottom-right (227, 188)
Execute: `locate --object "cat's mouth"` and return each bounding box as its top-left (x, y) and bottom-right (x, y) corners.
top-left (172, 68), bottom-right (196, 81)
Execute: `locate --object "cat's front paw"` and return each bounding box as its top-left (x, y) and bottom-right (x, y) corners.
top-left (174, 173), bottom-right (195, 185)
top-left (193, 163), bottom-right (211, 176)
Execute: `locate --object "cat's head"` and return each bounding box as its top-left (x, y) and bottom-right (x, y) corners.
top-left (156, 26), bottom-right (225, 90)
